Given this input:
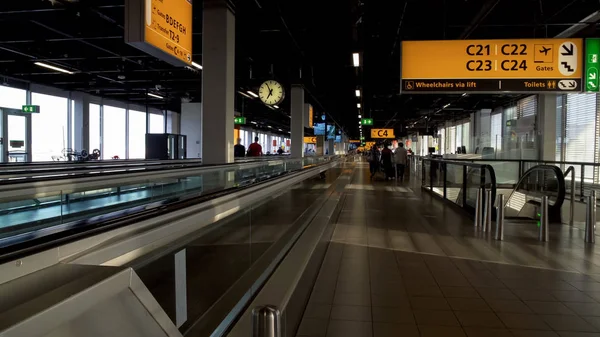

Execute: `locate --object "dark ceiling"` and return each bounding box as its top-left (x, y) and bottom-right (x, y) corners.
top-left (0, 0), bottom-right (599, 138)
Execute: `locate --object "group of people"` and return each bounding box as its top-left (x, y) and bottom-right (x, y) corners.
top-left (234, 137), bottom-right (263, 157)
top-left (367, 141), bottom-right (409, 181)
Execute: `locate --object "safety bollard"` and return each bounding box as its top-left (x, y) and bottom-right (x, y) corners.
top-left (495, 194), bottom-right (505, 241)
top-left (539, 196), bottom-right (549, 242)
top-left (585, 190), bottom-right (597, 243)
top-left (252, 306), bottom-right (281, 337)
top-left (483, 189), bottom-right (493, 232)
top-left (474, 188), bottom-right (484, 230)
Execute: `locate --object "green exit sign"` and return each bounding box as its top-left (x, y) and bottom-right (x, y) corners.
top-left (22, 105), bottom-right (40, 113)
top-left (360, 136), bottom-right (365, 140)
top-left (234, 117), bottom-right (246, 125)
top-left (361, 118), bottom-right (373, 126)
top-left (585, 38), bottom-right (600, 92)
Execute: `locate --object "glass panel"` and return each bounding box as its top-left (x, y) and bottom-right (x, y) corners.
top-left (102, 105), bottom-right (126, 159)
top-left (7, 115), bottom-right (26, 162)
top-left (89, 104), bottom-right (101, 153)
top-left (70, 100), bottom-right (75, 151)
top-left (0, 85), bottom-right (26, 110)
top-left (149, 113), bottom-right (164, 134)
top-left (128, 109), bottom-right (147, 159)
top-left (31, 92), bottom-right (68, 162)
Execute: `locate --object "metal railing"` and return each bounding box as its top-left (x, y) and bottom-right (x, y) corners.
top-left (421, 158), bottom-right (497, 216)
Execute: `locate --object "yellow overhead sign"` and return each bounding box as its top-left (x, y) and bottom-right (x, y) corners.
top-left (126, 0), bottom-right (193, 66)
top-left (371, 129), bottom-right (395, 139)
top-left (304, 137), bottom-right (317, 144)
top-left (401, 39), bottom-right (583, 92)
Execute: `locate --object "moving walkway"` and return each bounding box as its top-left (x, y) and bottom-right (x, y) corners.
top-left (0, 155), bottom-right (346, 337)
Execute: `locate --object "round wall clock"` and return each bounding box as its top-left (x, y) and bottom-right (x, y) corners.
top-left (258, 80), bottom-right (285, 105)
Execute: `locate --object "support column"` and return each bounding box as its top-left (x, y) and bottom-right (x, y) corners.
top-left (537, 94), bottom-right (557, 161)
top-left (202, 0), bottom-right (235, 164)
top-left (328, 139), bottom-right (334, 155)
top-left (181, 103), bottom-right (202, 158)
top-left (290, 85), bottom-right (304, 158)
top-left (72, 93), bottom-right (89, 153)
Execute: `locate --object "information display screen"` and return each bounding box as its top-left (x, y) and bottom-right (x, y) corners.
top-left (314, 123), bottom-right (326, 136)
top-left (326, 125), bottom-right (336, 140)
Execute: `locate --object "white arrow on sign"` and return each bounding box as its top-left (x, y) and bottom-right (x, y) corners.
top-left (590, 82), bottom-right (598, 89)
top-left (590, 73), bottom-right (598, 80)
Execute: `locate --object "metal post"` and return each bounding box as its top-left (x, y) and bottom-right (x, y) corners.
top-left (539, 196), bottom-right (549, 242)
top-left (495, 194), bottom-right (505, 240)
top-left (585, 190), bottom-right (596, 243)
top-left (252, 306), bottom-right (281, 337)
top-left (483, 189), bottom-right (492, 232)
top-left (474, 188), bottom-right (484, 230)
top-left (570, 170), bottom-right (575, 226)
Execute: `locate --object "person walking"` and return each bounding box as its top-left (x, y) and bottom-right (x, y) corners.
top-left (247, 137), bottom-right (263, 157)
top-left (394, 142), bottom-right (408, 182)
top-left (234, 138), bottom-right (246, 158)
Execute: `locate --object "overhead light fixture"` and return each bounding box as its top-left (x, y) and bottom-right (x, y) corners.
top-left (247, 91), bottom-right (258, 98)
top-left (352, 53), bottom-right (360, 67)
top-left (250, 121), bottom-right (258, 124)
top-left (278, 128), bottom-right (283, 131)
top-left (274, 105), bottom-right (279, 109)
top-left (462, 93), bottom-right (467, 97)
top-left (34, 62), bottom-right (74, 75)
top-left (359, 121), bottom-right (361, 125)
top-left (147, 92), bottom-right (164, 99)
top-left (443, 103), bottom-right (451, 108)
top-left (357, 103), bottom-right (361, 108)
top-left (238, 91), bottom-right (252, 99)
top-left (268, 126), bottom-right (272, 128)
top-left (191, 61), bottom-right (203, 70)
top-left (355, 89), bottom-right (361, 97)
top-left (358, 114), bottom-right (362, 118)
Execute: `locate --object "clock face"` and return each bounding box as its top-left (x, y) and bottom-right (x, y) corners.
top-left (258, 80), bottom-right (285, 105)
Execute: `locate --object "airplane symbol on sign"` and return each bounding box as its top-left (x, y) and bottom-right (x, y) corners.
top-left (539, 46), bottom-right (551, 55)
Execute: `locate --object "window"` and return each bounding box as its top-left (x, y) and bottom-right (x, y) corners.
top-left (0, 85), bottom-right (26, 109)
top-left (491, 113), bottom-right (502, 150)
top-left (129, 109), bottom-right (147, 159)
top-left (556, 95), bottom-right (565, 162)
top-left (462, 122), bottom-right (470, 152)
top-left (517, 95), bottom-right (537, 118)
top-left (31, 92), bottom-right (68, 161)
top-left (564, 93), bottom-right (597, 166)
top-left (149, 112), bottom-right (164, 133)
top-left (70, 100), bottom-right (75, 150)
top-left (89, 104), bottom-right (101, 153)
top-left (102, 105), bottom-right (126, 159)
top-left (456, 124), bottom-right (463, 150)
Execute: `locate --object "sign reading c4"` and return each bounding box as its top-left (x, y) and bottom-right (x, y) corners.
top-left (371, 129), bottom-right (395, 139)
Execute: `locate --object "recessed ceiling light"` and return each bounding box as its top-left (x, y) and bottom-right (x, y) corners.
top-left (352, 53), bottom-right (360, 67)
top-left (34, 62), bottom-right (74, 74)
top-left (357, 103), bottom-right (361, 108)
top-left (147, 92), bottom-right (164, 99)
top-left (358, 114), bottom-right (362, 118)
top-left (238, 91), bottom-right (252, 98)
top-left (274, 105), bottom-right (279, 109)
top-left (247, 91), bottom-right (258, 98)
top-left (191, 61), bottom-right (203, 70)
top-left (355, 89), bottom-right (361, 97)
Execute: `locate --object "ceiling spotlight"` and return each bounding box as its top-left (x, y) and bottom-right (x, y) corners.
top-left (357, 103), bottom-right (361, 108)
top-left (462, 93), bottom-right (467, 97)
top-left (268, 126), bottom-right (272, 128)
top-left (34, 62), bottom-right (74, 74)
top-left (278, 128), bottom-right (283, 131)
top-left (443, 103), bottom-right (451, 108)
top-left (352, 53), bottom-right (360, 67)
top-left (358, 114), bottom-right (362, 118)
top-left (250, 121), bottom-right (258, 124)
top-left (191, 61), bottom-right (203, 70)
top-left (247, 91), bottom-right (259, 98)
top-left (355, 89), bottom-right (361, 97)
top-left (147, 92), bottom-right (164, 99)
top-left (274, 105), bottom-right (279, 109)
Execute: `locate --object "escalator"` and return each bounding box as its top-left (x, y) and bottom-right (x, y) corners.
top-left (503, 165), bottom-right (566, 223)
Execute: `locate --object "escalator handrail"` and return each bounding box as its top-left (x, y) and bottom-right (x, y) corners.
top-left (504, 164), bottom-right (566, 210)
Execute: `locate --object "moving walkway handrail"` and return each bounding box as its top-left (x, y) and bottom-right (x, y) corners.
top-left (0, 156), bottom-right (333, 203)
top-left (0, 156), bottom-right (339, 278)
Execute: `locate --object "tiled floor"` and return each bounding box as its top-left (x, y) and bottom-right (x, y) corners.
top-left (297, 163), bottom-right (600, 337)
